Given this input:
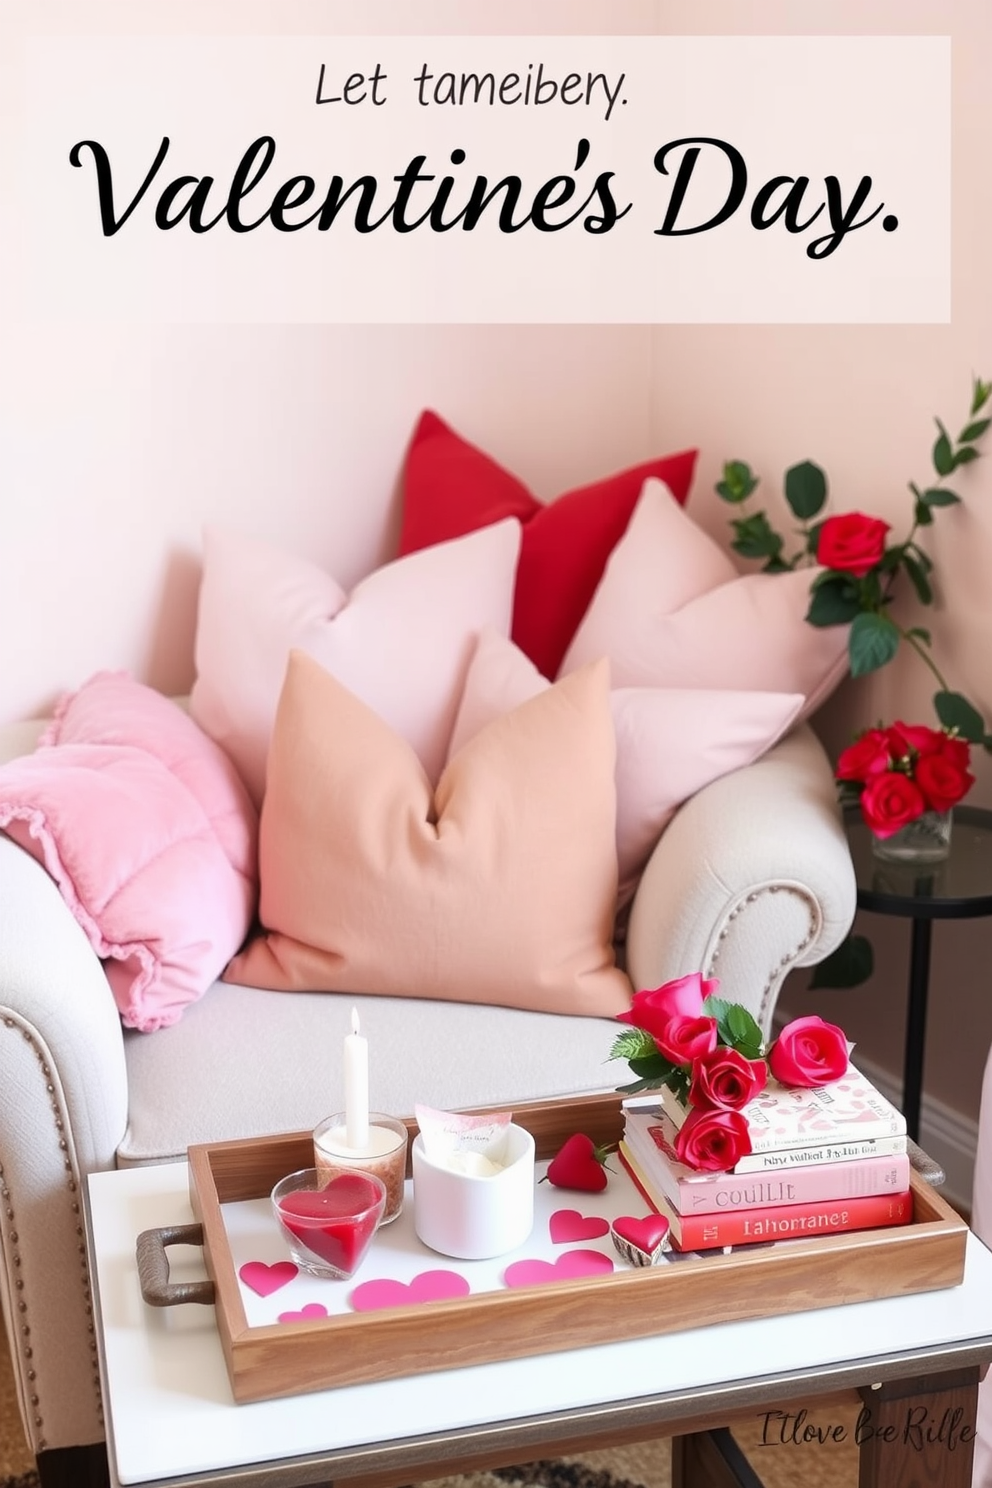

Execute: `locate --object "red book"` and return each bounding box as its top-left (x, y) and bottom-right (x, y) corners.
top-left (618, 1142), bottom-right (913, 1252)
top-left (623, 1109), bottom-right (912, 1215)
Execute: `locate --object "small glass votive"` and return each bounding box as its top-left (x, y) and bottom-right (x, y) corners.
top-left (313, 1113), bottom-right (409, 1224)
top-left (271, 1167), bottom-right (386, 1280)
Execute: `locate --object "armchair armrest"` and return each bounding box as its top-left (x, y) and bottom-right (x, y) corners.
top-left (625, 723), bottom-right (856, 1035)
top-left (0, 830), bottom-right (129, 1450)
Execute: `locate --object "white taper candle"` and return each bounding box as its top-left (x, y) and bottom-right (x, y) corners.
top-left (343, 1006), bottom-right (370, 1150)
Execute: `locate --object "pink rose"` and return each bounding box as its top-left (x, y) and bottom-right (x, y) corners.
top-left (835, 728), bottom-right (892, 784)
top-left (674, 1107), bottom-right (753, 1173)
top-left (689, 1048), bottom-right (768, 1112)
top-left (859, 770), bottom-right (926, 837)
top-left (654, 1015), bottom-right (719, 1067)
top-left (816, 512), bottom-right (891, 578)
top-left (768, 1015), bottom-right (849, 1087)
top-left (616, 974), bottom-right (719, 1041)
top-left (915, 751), bottom-right (974, 812)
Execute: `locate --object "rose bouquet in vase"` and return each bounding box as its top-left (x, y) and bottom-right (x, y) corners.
top-left (717, 374), bottom-right (992, 868)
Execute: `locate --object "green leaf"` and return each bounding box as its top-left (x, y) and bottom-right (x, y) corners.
top-left (921, 487), bottom-right (962, 508)
top-left (608, 1027), bottom-right (657, 1063)
top-left (716, 460), bottom-right (759, 504)
top-left (972, 377), bottom-right (992, 416)
top-left (914, 498), bottom-right (934, 527)
top-left (730, 512), bottom-right (785, 562)
top-left (725, 1003), bottom-right (764, 1060)
top-left (763, 555), bottom-right (792, 574)
top-left (901, 552), bottom-right (933, 605)
top-left (905, 626), bottom-right (932, 646)
top-left (615, 1076), bottom-right (664, 1096)
top-left (849, 611), bottom-right (901, 677)
top-left (809, 933), bottom-right (874, 990)
top-left (805, 574), bottom-right (862, 627)
top-left (934, 690), bottom-right (986, 743)
top-left (952, 445), bottom-right (980, 468)
top-left (959, 418), bottom-right (991, 443)
top-left (784, 460), bottom-right (828, 521)
top-left (933, 422), bottom-right (954, 477)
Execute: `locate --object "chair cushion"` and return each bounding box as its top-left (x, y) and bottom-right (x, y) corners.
top-left (189, 518), bottom-right (522, 805)
top-left (397, 410), bottom-right (698, 679)
top-left (224, 650), bottom-right (632, 1017)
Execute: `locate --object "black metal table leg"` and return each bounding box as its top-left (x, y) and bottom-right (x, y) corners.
top-left (903, 915), bottom-right (932, 1143)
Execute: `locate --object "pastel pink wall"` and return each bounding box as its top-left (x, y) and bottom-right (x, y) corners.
top-left (3, 0), bottom-right (990, 1165)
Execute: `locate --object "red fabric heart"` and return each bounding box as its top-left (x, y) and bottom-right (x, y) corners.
top-left (238, 1260), bottom-right (298, 1297)
top-left (549, 1209), bottom-right (611, 1243)
top-left (503, 1250), bottom-right (614, 1288)
top-left (349, 1269), bottom-right (471, 1312)
top-left (612, 1215), bottom-right (671, 1253)
top-left (546, 1133), bottom-right (609, 1192)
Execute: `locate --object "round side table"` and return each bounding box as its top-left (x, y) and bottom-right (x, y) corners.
top-left (844, 804), bottom-right (992, 1143)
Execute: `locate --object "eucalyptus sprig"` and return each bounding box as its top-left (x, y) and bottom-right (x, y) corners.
top-left (716, 375), bottom-right (992, 748)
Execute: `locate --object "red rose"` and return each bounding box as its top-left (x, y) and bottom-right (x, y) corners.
top-left (689, 1048), bottom-right (768, 1111)
top-left (934, 733), bottom-right (972, 770)
top-left (885, 721), bottom-right (942, 760)
top-left (768, 1015), bottom-right (849, 1087)
top-left (674, 1107), bottom-right (752, 1173)
top-left (835, 728), bottom-right (892, 784)
top-left (655, 1015), bottom-right (719, 1067)
top-left (816, 512), bottom-right (891, 578)
top-left (859, 770), bottom-right (926, 837)
top-left (616, 973), bottom-right (719, 1040)
top-left (915, 751), bottom-right (974, 812)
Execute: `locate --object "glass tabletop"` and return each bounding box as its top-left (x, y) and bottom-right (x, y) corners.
top-left (845, 805), bottom-right (992, 918)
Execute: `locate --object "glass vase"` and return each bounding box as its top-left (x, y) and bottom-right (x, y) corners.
top-left (870, 809), bottom-right (953, 865)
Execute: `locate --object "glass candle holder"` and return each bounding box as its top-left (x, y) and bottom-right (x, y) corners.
top-left (313, 1112), bottom-right (409, 1224)
top-left (271, 1167), bottom-right (386, 1280)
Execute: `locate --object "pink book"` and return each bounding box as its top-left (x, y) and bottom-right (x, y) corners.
top-left (623, 1104), bottom-right (911, 1215)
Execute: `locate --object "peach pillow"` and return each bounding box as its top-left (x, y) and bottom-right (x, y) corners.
top-left (559, 479), bottom-right (850, 718)
top-left (224, 651), bottom-right (633, 1017)
top-left (189, 520), bottom-right (522, 805)
top-left (449, 629), bottom-right (803, 907)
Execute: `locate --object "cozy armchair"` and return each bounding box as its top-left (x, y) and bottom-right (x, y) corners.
top-left (0, 414), bottom-right (858, 1477)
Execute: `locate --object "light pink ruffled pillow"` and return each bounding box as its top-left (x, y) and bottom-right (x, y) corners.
top-left (559, 478), bottom-right (850, 719)
top-left (449, 629), bottom-right (803, 908)
top-left (0, 673), bottom-right (258, 1032)
top-left (190, 520), bottom-right (522, 805)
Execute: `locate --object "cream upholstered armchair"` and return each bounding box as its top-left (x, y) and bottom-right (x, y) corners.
top-left (0, 412), bottom-right (859, 1481)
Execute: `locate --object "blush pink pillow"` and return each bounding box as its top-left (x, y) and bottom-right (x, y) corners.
top-left (0, 673), bottom-right (258, 1032)
top-left (189, 519), bottom-right (522, 805)
top-left (449, 629), bottom-right (803, 907)
top-left (559, 479), bottom-right (850, 718)
top-left (225, 651), bottom-right (632, 1017)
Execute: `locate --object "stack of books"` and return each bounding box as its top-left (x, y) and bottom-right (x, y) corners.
top-left (619, 1065), bottom-right (912, 1252)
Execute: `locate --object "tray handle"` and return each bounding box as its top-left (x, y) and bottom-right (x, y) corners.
top-left (136, 1223), bottom-right (216, 1307)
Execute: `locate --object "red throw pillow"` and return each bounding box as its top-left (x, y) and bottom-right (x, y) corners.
top-left (398, 411), bottom-right (698, 680)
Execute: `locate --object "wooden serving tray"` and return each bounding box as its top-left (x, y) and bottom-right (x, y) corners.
top-left (182, 1093), bottom-right (967, 1405)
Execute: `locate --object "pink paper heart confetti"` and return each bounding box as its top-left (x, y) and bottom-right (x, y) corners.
top-left (277, 1302), bottom-right (328, 1323)
top-left (238, 1260), bottom-right (299, 1297)
top-left (350, 1269), bottom-right (472, 1312)
top-left (503, 1249), bottom-right (614, 1288)
top-left (549, 1209), bottom-right (611, 1244)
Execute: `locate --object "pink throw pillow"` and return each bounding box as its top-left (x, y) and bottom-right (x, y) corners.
top-left (450, 629), bottom-right (803, 907)
top-left (189, 519), bottom-right (522, 805)
top-left (225, 651), bottom-right (633, 1017)
top-left (560, 479), bottom-right (850, 718)
top-left (0, 673), bottom-right (258, 1032)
